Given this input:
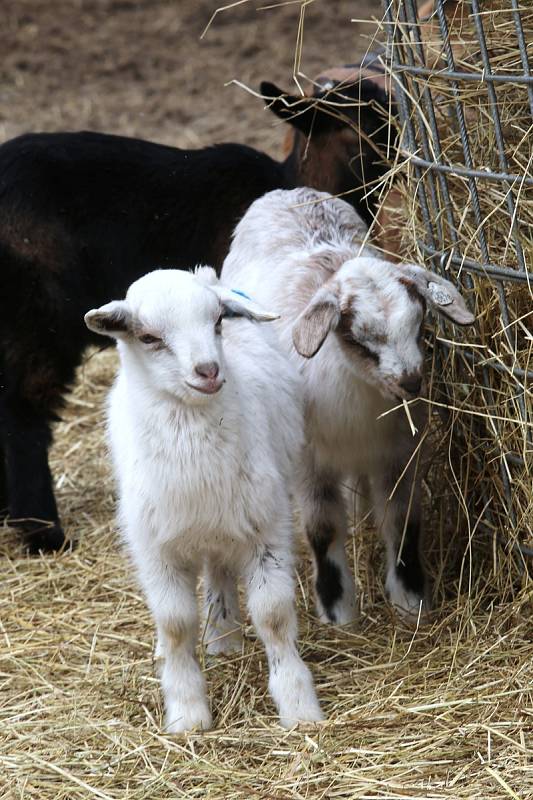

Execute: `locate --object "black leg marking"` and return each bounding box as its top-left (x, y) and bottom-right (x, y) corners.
top-left (394, 518), bottom-right (425, 597)
top-left (309, 526), bottom-right (344, 622)
top-left (315, 483), bottom-right (339, 505)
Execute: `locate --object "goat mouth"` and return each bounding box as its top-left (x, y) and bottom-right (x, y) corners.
top-left (185, 380), bottom-right (223, 396)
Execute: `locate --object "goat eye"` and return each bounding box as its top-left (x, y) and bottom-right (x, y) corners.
top-left (139, 334), bottom-right (162, 345)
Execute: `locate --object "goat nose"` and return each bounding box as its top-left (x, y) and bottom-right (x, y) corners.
top-left (399, 375), bottom-right (422, 396)
top-left (194, 361), bottom-right (219, 380)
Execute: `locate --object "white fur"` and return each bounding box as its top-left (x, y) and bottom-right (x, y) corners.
top-left (221, 189), bottom-right (473, 625)
top-left (86, 268), bottom-right (323, 732)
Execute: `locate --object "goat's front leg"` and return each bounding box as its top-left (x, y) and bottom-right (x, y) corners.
top-left (300, 461), bottom-right (357, 625)
top-left (244, 537), bottom-right (323, 728)
top-left (203, 559), bottom-right (242, 655)
top-left (370, 458), bottom-right (427, 623)
top-left (0, 438), bottom-right (8, 520)
top-left (137, 551), bottom-right (211, 733)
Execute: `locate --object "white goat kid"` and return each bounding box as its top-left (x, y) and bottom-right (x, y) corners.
top-left (84, 268), bottom-right (323, 732)
top-left (221, 188), bottom-right (475, 626)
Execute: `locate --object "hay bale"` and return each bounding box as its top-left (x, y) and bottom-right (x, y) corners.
top-left (377, 0), bottom-right (533, 576)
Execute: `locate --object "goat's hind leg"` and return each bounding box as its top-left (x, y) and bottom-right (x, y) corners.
top-left (301, 466), bottom-right (357, 625)
top-left (2, 404), bottom-right (65, 553)
top-left (371, 461), bottom-right (427, 623)
top-left (0, 437), bottom-right (7, 521)
top-left (0, 359), bottom-right (10, 520)
top-left (0, 344), bottom-right (79, 553)
top-left (203, 558), bottom-right (243, 655)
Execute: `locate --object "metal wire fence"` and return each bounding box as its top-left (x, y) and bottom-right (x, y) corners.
top-left (381, 0), bottom-right (532, 560)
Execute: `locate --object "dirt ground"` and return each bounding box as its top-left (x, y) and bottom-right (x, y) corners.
top-left (0, 0), bottom-right (383, 154)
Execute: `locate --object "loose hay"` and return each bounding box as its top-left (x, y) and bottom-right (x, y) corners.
top-left (1, 1), bottom-right (533, 797)
top-left (1, 351), bottom-right (532, 798)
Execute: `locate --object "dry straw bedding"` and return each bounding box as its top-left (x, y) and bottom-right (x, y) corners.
top-left (1, 351), bottom-right (532, 798)
top-left (1, 1), bottom-right (533, 798)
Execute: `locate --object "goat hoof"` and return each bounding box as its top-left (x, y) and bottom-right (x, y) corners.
top-left (206, 632), bottom-right (243, 656)
top-left (23, 523), bottom-right (71, 554)
top-left (386, 577), bottom-right (428, 625)
top-left (165, 701), bottom-right (212, 734)
top-left (279, 702), bottom-right (325, 729)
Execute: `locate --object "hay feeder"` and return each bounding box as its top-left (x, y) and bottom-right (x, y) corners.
top-left (380, 0), bottom-right (532, 570)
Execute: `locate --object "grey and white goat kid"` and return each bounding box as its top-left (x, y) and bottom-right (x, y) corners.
top-left (221, 188), bottom-right (475, 626)
top-left (84, 268), bottom-right (323, 732)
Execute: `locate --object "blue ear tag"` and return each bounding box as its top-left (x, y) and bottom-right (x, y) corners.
top-left (231, 288), bottom-right (252, 301)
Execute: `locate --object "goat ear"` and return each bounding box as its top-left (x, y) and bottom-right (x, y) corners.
top-left (402, 264), bottom-right (475, 326)
top-left (292, 285), bottom-right (340, 358)
top-left (84, 301), bottom-right (132, 338)
top-left (211, 286), bottom-right (279, 323)
top-left (260, 81), bottom-right (334, 136)
top-left (261, 79), bottom-right (391, 137)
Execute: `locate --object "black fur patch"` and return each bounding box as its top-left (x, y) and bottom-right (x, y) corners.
top-left (314, 482), bottom-right (339, 505)
top-left (309, 525), bottom-right (344, 621)
top-left (315, 557), bottom-right (343, 622)
top-left (395, 518), bottom-right (425, 596)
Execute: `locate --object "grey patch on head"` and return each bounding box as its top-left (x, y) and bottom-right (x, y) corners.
top-left (427, 281), bottom-right (453, 306)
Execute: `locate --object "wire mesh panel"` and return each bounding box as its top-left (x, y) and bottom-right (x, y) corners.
top-left (380, 0), bottom-right (532, 562)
